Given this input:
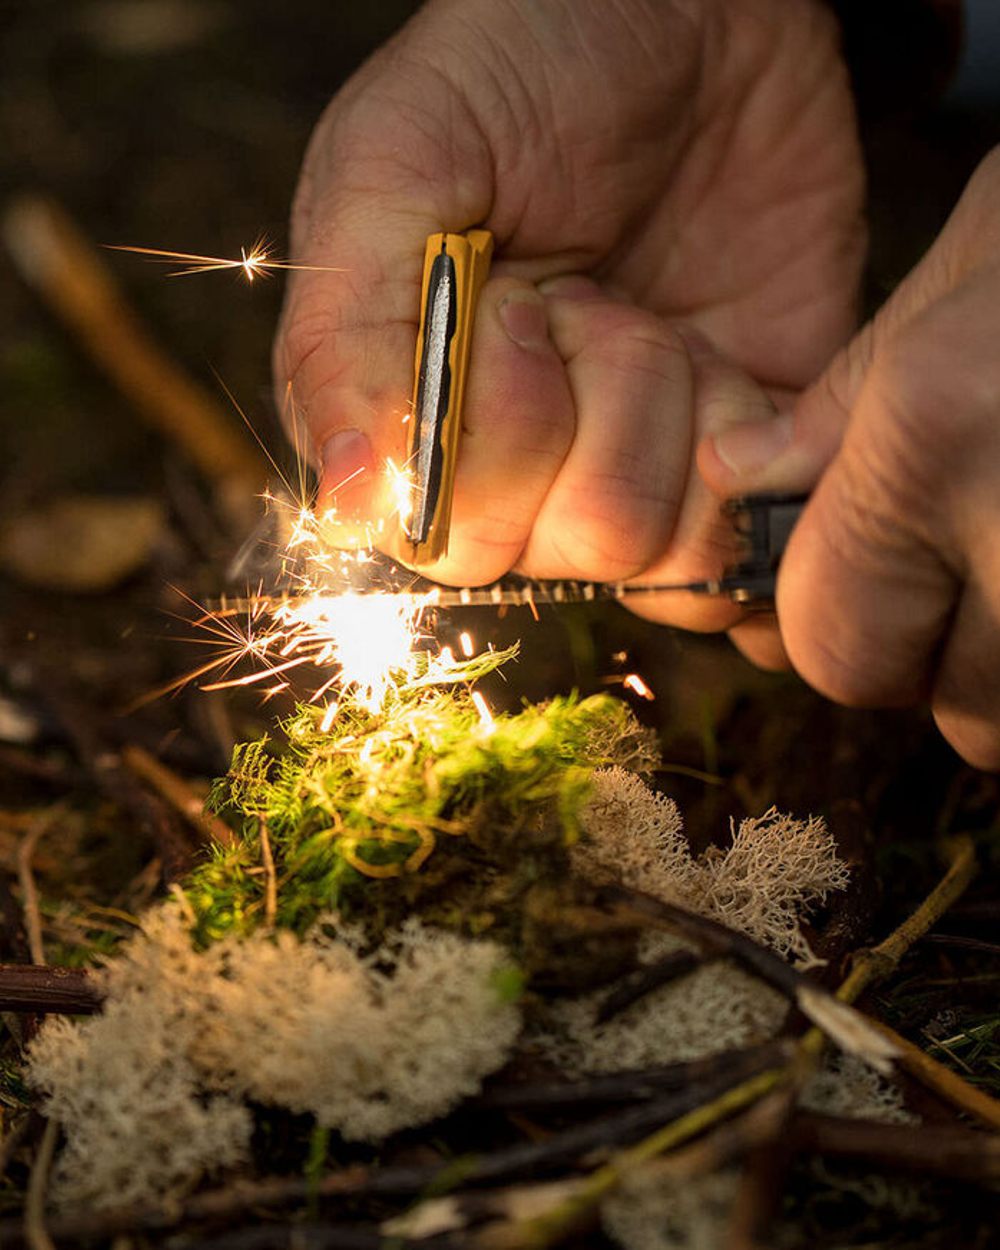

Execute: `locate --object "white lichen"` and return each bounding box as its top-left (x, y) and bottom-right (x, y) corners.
top-left (601, 1166), bottom-right (741, 1250)
top-left (545, 769), bottom-right (849, 1077)
top-left (801, 1052), bottom-right (915, 1124)
top-left (28, 908), bottom-right (522, 1210)
top-left (28, 992), bottom-right (251, 1212)
top-left (578, 769), bottom-right (849, 965)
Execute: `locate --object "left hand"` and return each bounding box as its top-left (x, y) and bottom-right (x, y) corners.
top-left (699, 147), bottom-right (1000, 770)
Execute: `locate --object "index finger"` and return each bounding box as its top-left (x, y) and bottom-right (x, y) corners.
top-left (272, 67), bottom-right (492, 543)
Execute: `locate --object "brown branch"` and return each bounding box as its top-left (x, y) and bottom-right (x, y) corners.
top-left (789, 1111), bottom-right (1000, 1183)
top-left (0, 964), bottom-right (102, 1015)
top-left (478, 1041), bottom-right (792, 1112)
top-left (121, 745), bottom-right (236, 850)
top-left (835, 834), bottom-right (977, 1006)
top-left (595, 948), bottom-right (700, 1024)
top-left (593, 885), bottom-right (897, 1072)
top-left (2, 195), bottom-right (264, 523)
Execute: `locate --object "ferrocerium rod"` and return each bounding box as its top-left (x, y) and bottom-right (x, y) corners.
top-left (209, 576), bottom-right (727, 618)
top-left (404, 229), bottom-right (493, 565)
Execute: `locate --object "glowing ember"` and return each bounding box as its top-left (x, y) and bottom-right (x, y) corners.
top-left (459, 631), bottom-right (474, 658)
top-left (623, 673), bottom-right (655, 701)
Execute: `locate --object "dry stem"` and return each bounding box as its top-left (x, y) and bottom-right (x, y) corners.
top-left (871, 1017), bottom-right (1000, 1130)
top-left (258, 819), bottom-right (277, 927)
top-left (17, 814), bottom-right (56, 966)
top-left (24, 1119), bottom-right (57, 1250)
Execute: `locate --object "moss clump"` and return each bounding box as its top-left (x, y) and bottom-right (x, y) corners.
top-left (188, 647), bottom-right (657, 949)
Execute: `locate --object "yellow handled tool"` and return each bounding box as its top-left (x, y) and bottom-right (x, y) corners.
top-left (403, 229), bottom-right (493, 565)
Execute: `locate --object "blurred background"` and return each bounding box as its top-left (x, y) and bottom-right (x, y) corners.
top-left (1, 0), bottom-right (999, 840)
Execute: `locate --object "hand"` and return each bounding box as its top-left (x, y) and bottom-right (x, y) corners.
top-left (274, 0), bottom-right (864, 630)
top-left (700, 148), bottom-right (1000, 769)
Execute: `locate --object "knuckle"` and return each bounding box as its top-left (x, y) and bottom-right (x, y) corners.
top-left (600, 320), bottom-right (689, 388)
top-left (546, 487), bottom-right (665, 580)
top-left (277, 303), bottom-right (339, 397)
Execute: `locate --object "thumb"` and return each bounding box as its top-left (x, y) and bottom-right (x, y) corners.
top-left (272, 50), bottom-right (491, 544)
top-left (697, 324), bottom-right (876, 499)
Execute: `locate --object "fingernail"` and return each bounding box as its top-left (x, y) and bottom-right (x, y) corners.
top-left (321, 428), bottom-right (375, 497)
top-left (498, 290), bottom-right (549, 350)
top-left (712, 414), bottom-right (794, 476)
top-left (674, 323), bottom-right (718, 364)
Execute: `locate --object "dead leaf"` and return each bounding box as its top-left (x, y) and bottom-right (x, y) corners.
top-left (0, 494), bottom-right (165, 592)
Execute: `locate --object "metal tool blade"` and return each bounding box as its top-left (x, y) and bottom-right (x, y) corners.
top-left (406, 243), bottom-right (456, 545)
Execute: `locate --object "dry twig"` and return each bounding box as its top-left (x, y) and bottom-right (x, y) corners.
top-left (258, 819), bottom-right (277, 926)
top-left (17, 814), bottom-right (57, 966)
top-left (870, 1017), bottom-right (1000, 1130)
top-left (24, 1119), bottom-right (58, 1250)
top-left (789, 1111), bottom-right (1000, 1182)
top-left (0, 964), bottom-right (101, 1015)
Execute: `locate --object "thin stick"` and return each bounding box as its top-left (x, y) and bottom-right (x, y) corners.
top-left (24, 1119), bottom-right (57, 1250)
top-left (259, 819), bottom-right (277, 927)
top-left (835, 834), bottom-right (976, 1006)
top-left (595, 885), bottom-right (898, 1072)
top-left (487, 1070), bottom-right (785, 1250)
top-left (790, 1111), bottom-right (1000, 1182)
top-left (121, 745), bottom-right (236, 850)
top-left (871, 1017), bottom-right (1000, 1130)
top-left (17, 815), bottom-right (54, 966)
top-left (595, 949), bottom-right (700, 1024)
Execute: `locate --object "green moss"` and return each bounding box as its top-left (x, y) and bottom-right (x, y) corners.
top-left (186, 645), bottom-right (656, 949)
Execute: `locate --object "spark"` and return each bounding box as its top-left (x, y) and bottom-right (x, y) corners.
top-left (459, 631), bottom-right (474, 658)
top-left (384, 456), bottom-right (414, 530)
top-left (471, 691), bottom-right (494, 729)
top-left (107, 238), bottom-right (345, 281)
top-left (623, 673), bottom-right (655, 701)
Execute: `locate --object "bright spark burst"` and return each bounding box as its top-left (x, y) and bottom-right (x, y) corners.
top-left (171, 456), bottom-right (488, 725)
top-left (107, 238), bottom-right (345, 281)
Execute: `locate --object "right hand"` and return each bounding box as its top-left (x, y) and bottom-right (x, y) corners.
top-left (274, 0), bottom-right (865, 630)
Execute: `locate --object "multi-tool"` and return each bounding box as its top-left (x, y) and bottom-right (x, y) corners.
top-left (399, 228), bottom-right (806, 610)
